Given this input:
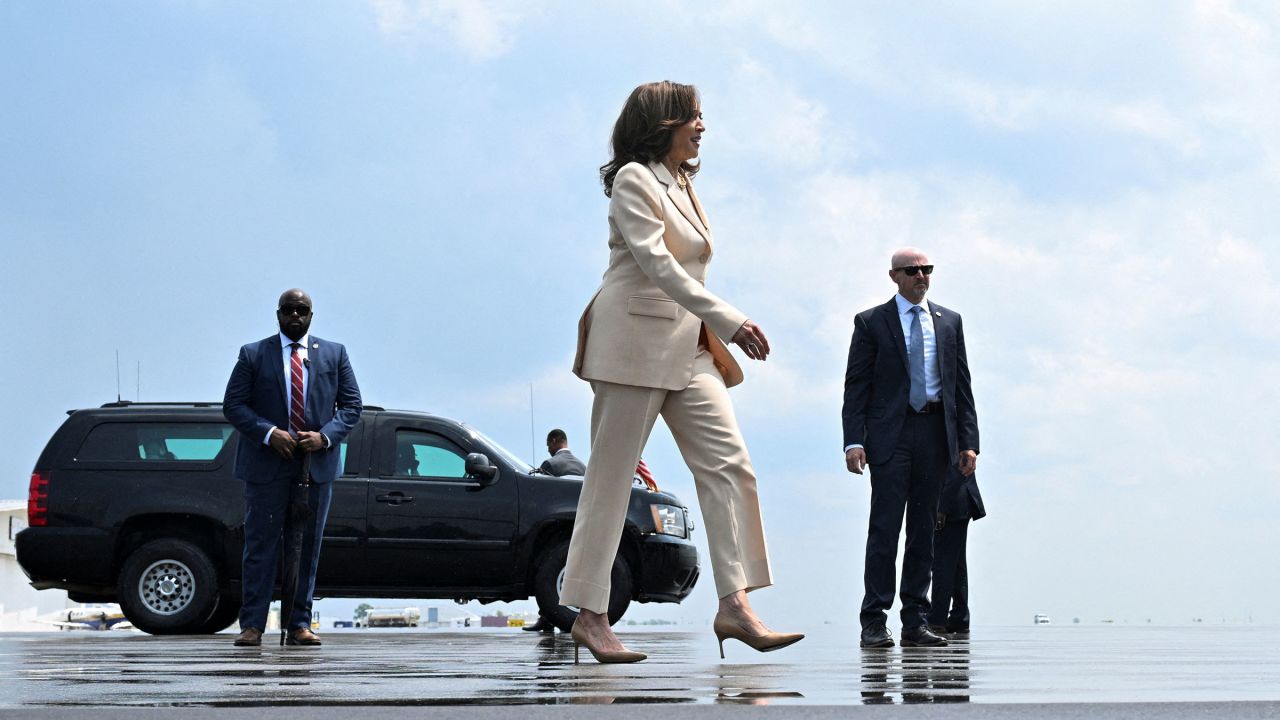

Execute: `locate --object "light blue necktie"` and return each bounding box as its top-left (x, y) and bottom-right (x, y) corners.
top-left (908, 306), bottom-right (926, 411)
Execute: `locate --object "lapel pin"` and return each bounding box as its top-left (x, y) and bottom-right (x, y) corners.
top-left (934, 311), bottom-right (941, 317)
top-left (312, 343), bottom-right (319, 349)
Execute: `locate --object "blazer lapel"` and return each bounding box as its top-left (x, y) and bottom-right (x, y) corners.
top-left (686, 182), bottom-right (714, 255)
top-left (268, 335), bottom-right (288, 410)
top-left (881, 298), bottom-right (909, 371)
top-left (305, 336), bottom-right (323, 424)
top-left (929, 301), bottom-right (949, 381)
top-left (649, 161), bottom-right (710, 243)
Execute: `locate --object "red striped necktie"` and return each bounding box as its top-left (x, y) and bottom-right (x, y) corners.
top-left (289, 342), bottom-right (305, 434)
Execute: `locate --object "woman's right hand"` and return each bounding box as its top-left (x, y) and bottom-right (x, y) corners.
top-left (731, 320), bottom-right (771, 361)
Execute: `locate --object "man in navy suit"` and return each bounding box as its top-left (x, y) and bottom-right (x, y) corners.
top-left (929, 467), bottom-right (985, 636)
top-left (223, 289), bottom-right (362, 647)
top-left (843, 248), bottom-right (979, 649)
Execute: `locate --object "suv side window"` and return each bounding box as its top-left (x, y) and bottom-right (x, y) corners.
top-left (76, 423), bottom-right (233, 463)
top-left (393, 430), bottom-right (466, 479)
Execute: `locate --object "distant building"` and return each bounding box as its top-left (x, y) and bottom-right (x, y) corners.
top-left (420, 606), bottom-right (481, 628)
top-left (1, 500), bottom-right (73, 631)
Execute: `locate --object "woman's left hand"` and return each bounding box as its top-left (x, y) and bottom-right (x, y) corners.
top-left (732, 320), bottom-right (771, 361)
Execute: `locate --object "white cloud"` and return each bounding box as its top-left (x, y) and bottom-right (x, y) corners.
top-left (369, 0), bottom-right (533, 60)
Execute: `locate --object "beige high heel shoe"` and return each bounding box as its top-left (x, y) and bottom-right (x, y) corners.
top-left (571, 620), bottom-right (647, 664)
top-left (713, 613), bottom-right (804, 659)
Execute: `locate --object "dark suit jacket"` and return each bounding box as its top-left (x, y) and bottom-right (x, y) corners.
top-left (223, 334), bottom-right (362, 484)
top-left (842, 296), bottom-right (979, 466)
top-left (540, 449), bottom-right (586, 477)
top-left (939, 467), bottom-right (986, 521)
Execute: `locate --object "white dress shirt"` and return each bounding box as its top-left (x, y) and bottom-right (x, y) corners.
top-left (894, 293), bottom-right (941, 403)
top-left (262, 333), bottom-right (327, 447)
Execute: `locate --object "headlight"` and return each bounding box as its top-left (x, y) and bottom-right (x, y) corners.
top-left (649, 504), bottom-right (687, 538)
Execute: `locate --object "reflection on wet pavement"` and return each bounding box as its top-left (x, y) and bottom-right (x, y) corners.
top-left (2, 625), bottom-right (1278, 707)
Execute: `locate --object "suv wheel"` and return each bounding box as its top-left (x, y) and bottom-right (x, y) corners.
top-left (533, 539), bottom-right (632, 632)
top-left (198, 596), bottom-right (242, 634)
top-left (117, 538), bottom-right (220, 635)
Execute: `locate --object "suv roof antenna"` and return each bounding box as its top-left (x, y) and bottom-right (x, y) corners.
top-left (529, 383), bottom-right (535, 463)
top-left (116, 350), bottom-right (122, 403)
top-left (136, 361), bottom-right (141, 401)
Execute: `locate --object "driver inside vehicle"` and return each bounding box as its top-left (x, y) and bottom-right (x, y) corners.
top-left (395, 444), bottom-right (420, 476)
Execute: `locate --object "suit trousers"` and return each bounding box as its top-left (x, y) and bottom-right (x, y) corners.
top-left (239, 462), bottom-right (333, 631)
top-left (861, 411), bottom-right (947, 630)
top-left (928, 517), bottom-right (970, 630)
top-left (561, 350), bottom-right (773, 613)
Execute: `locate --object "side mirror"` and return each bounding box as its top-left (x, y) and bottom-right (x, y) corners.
top-left (464, 453), bottom-right (498, 484)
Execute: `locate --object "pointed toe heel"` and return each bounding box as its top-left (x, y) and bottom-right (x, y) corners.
top-left (713, 613), bottom-right (804, 657)
top-left (570, 623), bottom-right (646, 664)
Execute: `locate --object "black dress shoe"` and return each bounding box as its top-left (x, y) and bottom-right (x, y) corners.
top-left (901, 626), bottom-right (947, 647)
top-left (946, 625), bottom-right (970, 637)
top-left (860, 625), bottom-right (894, 648)
top-left (523, 616), bottom-right (556, 633)
top-left (927, 624), bottom-right (948, 635)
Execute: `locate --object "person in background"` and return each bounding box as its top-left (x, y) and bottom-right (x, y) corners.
top-left (929, 467), bottom-right (985, 637)
top-left (843, 248), bottom-right (979, 649)
top-left (540, 428), bottom-right (586, 476)
top-left (223, 289), bottom-right (363, 647)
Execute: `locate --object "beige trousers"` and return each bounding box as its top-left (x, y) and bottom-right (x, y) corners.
top-left (560, 351), bottom-right (773, 613)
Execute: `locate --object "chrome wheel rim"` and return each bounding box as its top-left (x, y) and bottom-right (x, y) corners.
top-left (137, 559), bottom-right (195, 616)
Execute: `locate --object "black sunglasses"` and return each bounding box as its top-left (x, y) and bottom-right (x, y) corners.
top-left (277, 304), bottom-right (312, 316)
top-left (893, 265), bottom-right (934, 277)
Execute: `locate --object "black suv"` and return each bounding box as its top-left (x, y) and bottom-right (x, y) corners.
top-left (17, 402), bottom-right (700, 634)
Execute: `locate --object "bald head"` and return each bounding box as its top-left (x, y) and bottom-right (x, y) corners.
top-left (276, 288), bottom-right (314, 342)
top-left (888, 247), bottom-right (932, 304)
top-left (278, 288), bottom-right (312, 308)
top-left (890, 247), bottom-right (928, 270)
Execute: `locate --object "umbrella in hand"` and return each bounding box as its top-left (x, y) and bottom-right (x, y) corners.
top-left (279, 450), bottom-right (313, 646)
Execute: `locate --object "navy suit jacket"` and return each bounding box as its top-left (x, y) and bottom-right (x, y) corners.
top-left (223, 334), bottom-right (362, 484)
top-left (842, 297), bottom-right (979, 467)
top-left (939, 467), bottom-right (986, 521)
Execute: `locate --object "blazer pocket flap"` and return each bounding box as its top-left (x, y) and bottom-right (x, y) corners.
top-left (627, 296), bottom-right (679, 320)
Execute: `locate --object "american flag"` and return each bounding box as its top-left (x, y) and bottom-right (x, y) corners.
top-left (634, 458), bottom-right (658, 492)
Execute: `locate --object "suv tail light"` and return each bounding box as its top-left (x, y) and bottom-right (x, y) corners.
top-left (28, 471), bottom-right (49, 527)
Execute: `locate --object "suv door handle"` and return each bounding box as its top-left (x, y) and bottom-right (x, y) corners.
top-left (376, 492), bottom-right (414, 505)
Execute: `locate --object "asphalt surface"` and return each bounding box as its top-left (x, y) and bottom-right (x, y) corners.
top-left (1, 624), bottom-right (1276, 718)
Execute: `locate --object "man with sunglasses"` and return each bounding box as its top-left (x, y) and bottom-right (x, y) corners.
top-left (842, 248), bottom-right (979, 649)
top-left (223, 289), bottom-right (363, 647)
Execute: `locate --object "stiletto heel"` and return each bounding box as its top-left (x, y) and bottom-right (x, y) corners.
top-left (713, 613), bottom-right (804, 658)
top-left (570, 619), bottom-right (646, 664)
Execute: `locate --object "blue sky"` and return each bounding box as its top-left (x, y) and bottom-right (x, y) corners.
top-left (3, 1), bottom-right (1277, 627)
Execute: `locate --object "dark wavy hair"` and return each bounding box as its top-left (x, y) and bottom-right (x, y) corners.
top-left (599, 81), bottom-right (701, 197)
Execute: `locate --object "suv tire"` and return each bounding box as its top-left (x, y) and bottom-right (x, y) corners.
top-left (198, 596), bottom-right (242, 634)
top-left (117, 538), bottom-right (220, 635)
top-left (533, 539), bottom-right (632, 632)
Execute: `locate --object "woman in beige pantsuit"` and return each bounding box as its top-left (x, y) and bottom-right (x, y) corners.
top-left (562, 81), bottom-right (803, 663)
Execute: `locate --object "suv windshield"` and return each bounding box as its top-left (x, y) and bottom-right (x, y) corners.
top-left (464, 426), bottom-right (534, 474)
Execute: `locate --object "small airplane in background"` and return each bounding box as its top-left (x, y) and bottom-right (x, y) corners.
top-left (39, 604), bottom-right (133, 631)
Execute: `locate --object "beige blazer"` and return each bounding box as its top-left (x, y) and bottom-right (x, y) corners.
top-left (573, 161), bottom-right (747, 391)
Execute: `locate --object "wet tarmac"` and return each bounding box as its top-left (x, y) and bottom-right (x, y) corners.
top-left (1, 625), bottom-right (1277, 711)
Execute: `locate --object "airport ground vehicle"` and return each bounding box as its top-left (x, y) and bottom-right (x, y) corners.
top-left (358, 607), bottom-right (421, 628)
top-left (17, 402), bottom-right (699, 634)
